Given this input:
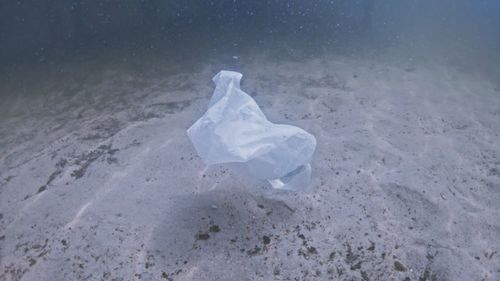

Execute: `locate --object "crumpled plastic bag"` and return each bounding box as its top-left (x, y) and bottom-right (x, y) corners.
top-left (187, 70), bottom-right (316, 191)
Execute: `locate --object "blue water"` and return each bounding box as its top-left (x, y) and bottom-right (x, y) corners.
top-left (1, 0), bottom-right (499, 75)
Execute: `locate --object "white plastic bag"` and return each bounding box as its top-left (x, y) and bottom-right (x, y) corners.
top-left (187, 70), bottom-right (316, 190)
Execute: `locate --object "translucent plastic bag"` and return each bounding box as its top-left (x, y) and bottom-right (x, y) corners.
top-left (187, 70), bottom-right (316, 190)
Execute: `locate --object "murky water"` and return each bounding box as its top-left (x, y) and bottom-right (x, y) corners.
top-left (1, 1), bottom-right (499, 281)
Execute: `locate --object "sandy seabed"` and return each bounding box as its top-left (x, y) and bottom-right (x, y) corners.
top-left (0, 52), bottom-right (499, 281)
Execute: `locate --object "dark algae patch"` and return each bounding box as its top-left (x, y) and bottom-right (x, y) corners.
top-left (394, 260), bottom-right (407, 272)
top-left (161, 272), bottom-right (173, 281)
top-left (247, 246), bottom-right (261, 256)
top-left (209, 225), bottom-right (220, 233)
top-left (161, 269), bottom-right (183, 280)
top-left (361, 271), bottom-right (370, 281)
top-left (262, 235), bottom-right (271, 245)
top-left (196, 224), bottom-right (220, 240)
top-left (36, 158), bottom-right (67, 193)
top-left (150, 100), bottom-right (192, 114)
top-left (307, 246), bottom-right (318, 255)
top-left (298, 233), bottom-right (306, 244)
top-left (419, 267), bottom-right (438, 281)
top-left (71, 144), bottom-right (119, 179)
top-left (350, 261), bottom-right (362, 271)
top-left (345, 244), bottom-right (359, 264)
top-left (195, 232), bottom-right (210, 241)
top-left (37, 185), bottom-right (47, 193)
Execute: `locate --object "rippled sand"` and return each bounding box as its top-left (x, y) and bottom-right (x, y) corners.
top-left (1, 52), bottom-right (499, 281)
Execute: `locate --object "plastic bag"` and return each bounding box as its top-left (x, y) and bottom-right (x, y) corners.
top-left (187, 70), bottom-right (316, 191)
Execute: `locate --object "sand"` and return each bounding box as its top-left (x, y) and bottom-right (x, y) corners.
top-left (1, 52), bottom-right (499, 281)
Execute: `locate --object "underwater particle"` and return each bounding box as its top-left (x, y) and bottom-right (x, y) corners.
top-left (262, 235), bottom-right (271, 245)
top-left (209, 225), bottom-right (220, 233)
top-left (394, 261), bottom-right (407, 272)
top-left (195, 232), bottom-right (210, 240)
